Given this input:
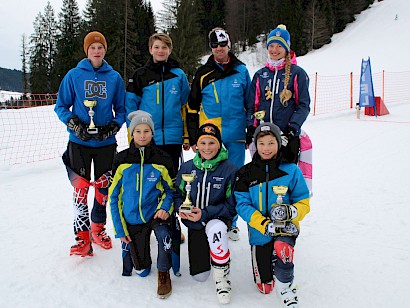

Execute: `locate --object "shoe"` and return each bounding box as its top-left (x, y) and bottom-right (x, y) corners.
top-left (91, 222), bottom-right (112, 249)
top-left (70, 230), bottom-right (93, 257)
top-left (157, 271), bottom-right (172, 299)
top-left (213, 264), bottom-right (231, 304)
top-left (276, 280), bottom-right (298, 307)
top-left (181, 232), bottom-right (185, 244)
top-left (228, 226), bottom-right (240, 241)
top-left (257, 280), bottom-right (274, 294)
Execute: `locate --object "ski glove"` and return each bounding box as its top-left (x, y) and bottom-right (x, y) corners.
top-left (96, 121), bottom-right (120, 140)
top-left (280, 131), bottom-right (289, 147)
top-left (246, 125), bottom-right (256, 146)
top-left (284, 126), bottom-right (297, 138)
top-left (270, 205), bottom-right (298, 222)
top-left (67, 116), bottom-right (92, 141)
top-left (264, 222), bottom-right (276, 237)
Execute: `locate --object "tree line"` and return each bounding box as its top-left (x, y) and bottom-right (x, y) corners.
top-left (25, 0), bottom-right (375, 94)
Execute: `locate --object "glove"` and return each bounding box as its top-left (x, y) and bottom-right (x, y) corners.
top-left (264, 222), bottom-right (276, 237)
top-left (280, 131), bottom-right (289, 147)
top-left (246, 125), bottom-right (256, 146)
top-left (270, 205), bottom-right (298, 222)
top-left (284, 126), bottom-right (297, 138)
top-left (67, 116), bottom-right (92, 141)
top-left (96, 121), bottom-right (120, 140)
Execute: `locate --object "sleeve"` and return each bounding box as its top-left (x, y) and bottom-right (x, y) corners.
top-left (288, 67), bottom-right (311, 134)
top-left (158, 157), bottom-right (176, 215)
top-left (180, 72), bottom-right (191, 144)
top-left (125, 72), bottom-right (142, 128)
top-left (246, 73), bottom-right (260, 128)
top-left (187, 72), bottom-right (201, 145)
top-left (234, 169), bottom-right (271, 235)
top-left (54, 72), bottom-right (75, 125)
top-left (112, 75), bottom-right (126, 128)
top-left (108, 162), bottom-right (127, 238)
top-left (173, 168), bottom-right (185, 212)
top-left (288, 166), bottom-right (310, 224)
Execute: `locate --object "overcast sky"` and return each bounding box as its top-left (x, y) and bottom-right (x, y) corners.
top-left (0, 0), bottom-right (162, 70)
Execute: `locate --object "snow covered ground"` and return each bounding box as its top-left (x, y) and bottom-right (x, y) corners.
top-left (1, 0), bottom-right (410, 307)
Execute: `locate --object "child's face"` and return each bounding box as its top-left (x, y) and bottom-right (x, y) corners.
top-left (268, 43), bottom-right (286, 61)
top-left (256, 134), bottom-right (278, 160)
top-left (87, 42), bottom-right (105, 67)
top-left (133, 123), bottom-right (152, 147)
top-left (197, 137), bottom-right (219, 160)
top-left (149, 39), bottom-right (171, 63)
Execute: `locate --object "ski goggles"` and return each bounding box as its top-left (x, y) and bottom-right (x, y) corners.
top-left (209, 41), bottom-right (229, 49)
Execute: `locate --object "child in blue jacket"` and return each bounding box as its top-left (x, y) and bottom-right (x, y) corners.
top-left (109, 110), bottom-right (175, 299)
top-left (235, 122), bottom-right (310, 307)
top-left (174, 120), bottom-right (238, 304)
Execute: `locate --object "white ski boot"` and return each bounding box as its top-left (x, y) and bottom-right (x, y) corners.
top-left (213, 264), bottom-right (231, 304)
top-left (276, 279), bottom-right (298, 307)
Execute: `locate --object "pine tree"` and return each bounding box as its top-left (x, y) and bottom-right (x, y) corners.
top-left (55, 0), bottom-right (83, 86)
top-left (21, 34), bottom-right (30, 94)
top-left (169, 0), bottom-right (202, 81)
top-left (29, 2), bottom-right (58, 94)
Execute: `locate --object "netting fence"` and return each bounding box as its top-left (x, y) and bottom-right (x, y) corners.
top-left (1, 70), bottom-right (410, 165)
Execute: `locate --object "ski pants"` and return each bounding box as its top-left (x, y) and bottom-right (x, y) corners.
top-left (66, 141), bottom-right (116, 233)
top-left (123, 217), bottom-right (173, 275)
top-left (251, 236), bottom-right (296, 285)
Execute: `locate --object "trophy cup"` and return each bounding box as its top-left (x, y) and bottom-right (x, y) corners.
top-left (180, 174), bottom-right (196, 213)
top-left (254, 110), bottom-right (266, 123)
top-left (83, 100), bottom-right (98, 134)
top-left (271, 186), bottom-right (289, 228)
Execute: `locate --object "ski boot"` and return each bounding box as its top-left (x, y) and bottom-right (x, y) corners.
top-left (276, 279), bottom-right (298, 307)
top-left (91, 222), bottom-right (112, 249)
top-left (70, 230), bottom-right (93, 257)
top-left (213, 264), bottom-right (231, 304)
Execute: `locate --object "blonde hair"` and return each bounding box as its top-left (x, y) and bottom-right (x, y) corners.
top-left (148, 33), bottom-right (173, 50)
top-left (279, 53), bottom-right (292, 106)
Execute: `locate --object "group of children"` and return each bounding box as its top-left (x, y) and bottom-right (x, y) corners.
top-left (55, 25), bottom-right (311, 308)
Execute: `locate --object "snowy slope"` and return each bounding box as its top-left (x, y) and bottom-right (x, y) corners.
top-left (1, 0), bottom-right (410, 307)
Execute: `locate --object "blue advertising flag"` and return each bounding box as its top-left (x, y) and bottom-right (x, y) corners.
top-left (358, 58), bottom-right (376, 111)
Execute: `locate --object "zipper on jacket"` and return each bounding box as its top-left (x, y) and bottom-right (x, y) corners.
top-left (212, 82), bottom-right (220, 104)
top-left (196, 182), bottom-right (200, 208)
top-left (139, 148), bottom-right (146, 223)
top-left (265, 163), bottom-right (269, 217)
top-left (259, 183), bottom-right (263, 212)
top-left (161, 67), bottom-right (166, 145)
top-left (270, 69), bottom-right (279, 123)
top-left (200, 169), bottom-right (208, 209)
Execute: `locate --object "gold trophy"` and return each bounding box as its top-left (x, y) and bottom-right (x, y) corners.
top-left (271, 186), bottom-right (289, 228)
top-left (254, 110), bottom-right (266, 123)
top-left (83, 100), bottom-right (98, 134)
top-left (180, 174), bottom-right (196, 213)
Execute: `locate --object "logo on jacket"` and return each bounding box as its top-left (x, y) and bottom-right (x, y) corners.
top-left (265, 85), bottom-right (272, 100)
top-left (170, 85), bottom-right (178, 95)
top-left (232, 78), bottom-right (240, 88)
top-left (85, 80), bottom-right (107, 99)
top-left (147, 171), bottom-right (158, 182)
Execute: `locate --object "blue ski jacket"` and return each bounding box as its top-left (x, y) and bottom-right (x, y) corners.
top-left (247, 53), bottom-right (310, 135)
top-left (54, 59), bottom-right (126, 147)
top-left (187, 52), bottom-right (251, 144)
top-left (234, 153), bottom-right (310, 246)
top-left (109, 142), bottom-right (175, 238)
top-left (125, 57), bottom-right (190, 145)
top-left (174, 147), bottom-right (238, 230)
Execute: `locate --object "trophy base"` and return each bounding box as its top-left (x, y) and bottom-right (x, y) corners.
top-left (179, 204), bottom-right (193, 213)
top-left (87, 127), bottom-right (99, 134)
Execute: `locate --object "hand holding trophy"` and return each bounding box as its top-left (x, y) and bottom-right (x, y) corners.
top-left (179, 174), bottom-right (196, 213)
top-left (83, 100), bottom-right (98, 134)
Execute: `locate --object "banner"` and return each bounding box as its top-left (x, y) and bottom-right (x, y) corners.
top-left (358, 58), bottom-right (376, 112)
